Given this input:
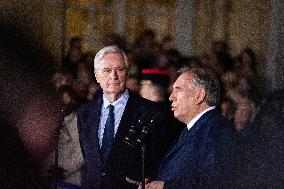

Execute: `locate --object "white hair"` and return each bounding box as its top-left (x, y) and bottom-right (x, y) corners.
top-left (178, 66), bottom-right (220, 106)
top-left (93, 45), bottom-right (128, 73)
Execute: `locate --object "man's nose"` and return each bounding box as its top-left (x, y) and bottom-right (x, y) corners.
top-left (110, 70), bottom-right (118, 79)
top-left (169, 92), bottom-right (175, 101)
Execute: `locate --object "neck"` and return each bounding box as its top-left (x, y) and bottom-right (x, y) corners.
top-left (186, 104), bottom-right (210, 124)
top-left (104, 92), bottom-right (124, 103)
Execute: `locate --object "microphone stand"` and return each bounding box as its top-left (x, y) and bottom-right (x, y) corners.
top-left (141, 143), bottom-right (145, 189)
top-left (138, 119), bottom-right (155, 189)
top-left (124, 116), bottom-right (156, 189)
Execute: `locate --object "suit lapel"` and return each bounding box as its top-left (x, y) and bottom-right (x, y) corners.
top-left (105, 92), bottom-right (139, 161)
top-left (87, 97), bottom-right (104, 166)
top-left (162, 109), bottom-right (216, 162)
top-left (112, 92), bottom-right (139, 149)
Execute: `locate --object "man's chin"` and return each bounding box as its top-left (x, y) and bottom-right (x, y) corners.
top-left (106, 88), bottom-right (125, 94)
top-left (173, 112), bottom-right (179, 119)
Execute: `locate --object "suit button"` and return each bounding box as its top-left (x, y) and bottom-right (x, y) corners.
top-left (100, 172), bottom-right (106, 177)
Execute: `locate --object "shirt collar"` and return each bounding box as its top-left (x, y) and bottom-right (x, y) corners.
top-left (186, 106), bottom-right (216, 130)
top-left (103, 89), bottom-right (129, 109)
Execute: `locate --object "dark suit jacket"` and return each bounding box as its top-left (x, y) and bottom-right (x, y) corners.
top-left (77, 91), bottom-right (179, 189)
top-left (219, 90), bottom-right (284, 189)
top-left (157, 109), bottom-right (234, 189)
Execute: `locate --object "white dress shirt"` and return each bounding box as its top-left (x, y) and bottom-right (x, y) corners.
top-left (186, 106), bottom-right (216, 130)
top-left (98, 90), bottom-right (129, 147)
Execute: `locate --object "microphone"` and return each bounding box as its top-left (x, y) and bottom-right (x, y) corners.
top-left (124, 113), bottom-right (160, 149)
top-left (124, 118), bottom-right (144, 149)
top-left (136, 115), bottom-right (157, 143)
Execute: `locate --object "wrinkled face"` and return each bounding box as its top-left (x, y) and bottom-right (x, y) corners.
top-left (169, 73), bottom-right (200, 123)
top-left (95, 52), bottom-right (127, 96)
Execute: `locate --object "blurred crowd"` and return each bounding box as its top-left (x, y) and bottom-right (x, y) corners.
top-left (55, 29), bottom-right (261, 136)
top-left (1, 23), bottom-right (282, 189)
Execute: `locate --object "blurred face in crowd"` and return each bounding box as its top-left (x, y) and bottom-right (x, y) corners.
top-left (95, 52), bottom-right (127, 101)
top-left (126, 77), bottom-right (140, 93)
top-left (52, 72), bottom-right (73, 90)
top-left (169, 73), bottom-right (203, 124)
top-left (242, 52), bottom-right (252, 66)
top-left (234, 102), bottom-right (252, 131)
top-left (140, 84), bottom-right (156, 102)
top-left (221, 101), bottom-right (231, 118)
top-left (86, 82), bottom-right (100, 101)
top-left (62, 91), bottom-right (71, 105)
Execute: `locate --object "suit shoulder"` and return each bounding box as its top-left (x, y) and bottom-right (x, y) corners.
top-left (130, 92), bottom-right (159, 108)
top-left (77, 98), bottom-right (101, 115)
top-left (207, 111), bottom-right (235, 144)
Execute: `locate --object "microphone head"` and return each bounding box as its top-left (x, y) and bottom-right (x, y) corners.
top-left (124, 112), bottom-right (161, 149)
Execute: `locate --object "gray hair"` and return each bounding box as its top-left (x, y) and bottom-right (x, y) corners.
top-left (178, 66), bottom-right (220, 106)
top-left (94, 45), bottom-right (128, 73)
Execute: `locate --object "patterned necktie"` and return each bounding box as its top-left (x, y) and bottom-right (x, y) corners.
top-left (101, 104), bottom-right (115, 162)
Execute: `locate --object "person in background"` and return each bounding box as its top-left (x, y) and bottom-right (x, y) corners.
top-left (235, 48), bottom-right (260, 100)
top-left (126, 75), bottom-right (141, 94)
top-left (139, 80), bottom-right (167, 102)
top-left (220, 97), bottom-right (236, 122)
top-left (102, 32), bottom-right (128, 52)
top-left (210, 40), bottom-right (234, 72)
top-left (77, 45), bottom-right (179, 189)
top-left (62, 37), bottom-right (83, 78)
top-left (141, 67), bottom-right (234, 189)
top-left (219, 90), bottom-right (284, 188)
top-left (46, 85), bottom-right (84, 187)
top-left (234, 99), bottom-right (256, 135)
top-left (52, 71), bottom-right (74, 91)
top-left (86, 81), bottom-right (102, 101)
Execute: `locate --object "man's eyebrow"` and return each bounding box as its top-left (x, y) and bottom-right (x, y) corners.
top-left (173, 86), bottom-right (181, 90)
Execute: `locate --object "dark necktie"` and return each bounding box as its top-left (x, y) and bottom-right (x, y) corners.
top-left (101, 104), bottom-right (115, 162)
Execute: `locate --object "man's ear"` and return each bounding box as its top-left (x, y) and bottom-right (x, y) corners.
top-left (95, 72), bottom-right (100, 84)
top-left (196, 88), bottom-right (206, 104)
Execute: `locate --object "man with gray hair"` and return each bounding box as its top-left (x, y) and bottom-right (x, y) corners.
top-left (77, 46), bottom-right (179, 189)
top-left (142, 67), bottom-right (234, 189)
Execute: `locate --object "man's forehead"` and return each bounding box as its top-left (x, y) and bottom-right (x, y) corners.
top-left (101, 52), bottom-right (124, 61)
top-left (172, 73), bottom-right (191, 89)
top-left (100, 53), bottom-right (125, 66)
top-left (180, 72), bottom-right (193, 79)
top-left (176, 73), bottom-right (192, 83)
